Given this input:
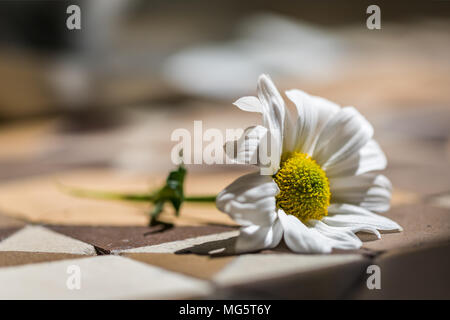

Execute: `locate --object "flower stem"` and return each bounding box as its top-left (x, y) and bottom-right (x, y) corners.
top-left (184, 196), bottom-right (216, 202)
top-left (59, 185), bottom-right (216, 203)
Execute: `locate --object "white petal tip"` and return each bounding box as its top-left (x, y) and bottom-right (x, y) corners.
top-left (258, 73), bottom-right (270, 81)
top-left (257, 74), bottom-right (276, 89)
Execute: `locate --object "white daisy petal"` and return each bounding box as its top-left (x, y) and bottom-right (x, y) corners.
top-left (257, 74), bottom-right (285, 135)
top-left (325, 139), bottom-right (387, 178)
top-left (307, 220), bottom-right (363, 250)
top-left (257, 74), bottom-right (285, 173)
top-left (235, 220), bottom-right (283, 253)
top-left (314, 107), bottom-right (374, 169)
top-left (278, 210), bottom-right (332, 253)
top-left (216, 172), bottom-right (279, 227)
top-left (330, 173), bottom-right (392, 212)
top-left (284, 89), bottom-right (340, 155)
top-left (325, 203), bottom-right (403, 232)
top-left (224, 125), bottom-right (268, 166)
top-left (233, 96), bottom-right (263, 113)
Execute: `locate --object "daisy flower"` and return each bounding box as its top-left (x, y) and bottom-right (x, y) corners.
top-left (216, 74), bottom-right (402, 254)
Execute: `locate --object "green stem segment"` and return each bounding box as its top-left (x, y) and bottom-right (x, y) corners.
top-left (184, 195), bottom-right (217, 202)
top-left (61, 185), bottom-right (216, 203)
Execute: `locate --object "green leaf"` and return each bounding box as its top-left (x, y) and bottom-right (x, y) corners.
top-left (164, 165), bottom-right (186, 215)
top-left (148, 165), bottom-right (186, 224)
top-left (149, 200), bottom-right (164, 226)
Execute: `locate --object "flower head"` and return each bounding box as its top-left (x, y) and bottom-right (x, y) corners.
top-left (217, 74), bottom-right (402, 254)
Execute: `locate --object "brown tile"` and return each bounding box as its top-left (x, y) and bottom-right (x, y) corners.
top-left (0, 251), bottom-right (89, 268)
top-left (123, 252), bottom-right (234, 280)
top-left (349, 242), bottom-right (450, 299)
top-left (362, 204), bottom-right (450, 253)
top-left (48, 225), bottom-right (236, 254)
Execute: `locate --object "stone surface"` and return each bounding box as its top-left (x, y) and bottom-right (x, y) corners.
top-left (361, 205), bottom-right (450, 253)
top-left (124, 253), bottom-right (234, 280)
top-left (121, 230), bottom-right (239, 254)
top-left (0, 228), bottom-right (21, 242)
top-left (0, 255), bottom-right (211, 299)
top-left (212, 253), bottom-right (369, 299)
top-left (213, 253), bottom-right (365, 286)
top-left (0, 213), bottom-right (25, 242)
top-left (0, 213), bottom-right (26, 229)
top-left (0, 225), bottom-right (96, 255)
top-left (430, 192), bottom-right (450, 210)
top-left (349, 242), bottom-right (450, 299)
top-left (48, 225), bottom-right (237, 254)
top-left (0, 169), bottom-right (238, 226)
top-left (385, 164), bottom-right (450, 196)
top-left (0, 251), bottom-right (90, 267)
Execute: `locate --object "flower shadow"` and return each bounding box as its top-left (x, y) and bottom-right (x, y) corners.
top-left (175, 236), bottom-right (238, 257)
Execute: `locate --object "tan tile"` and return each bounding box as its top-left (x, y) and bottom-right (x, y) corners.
top-left (0, 119), bottom-right (56, 162)
top-left (0, 169), bottom-right (237, 227)
top-left (0, 251), bottom-right (89, 268)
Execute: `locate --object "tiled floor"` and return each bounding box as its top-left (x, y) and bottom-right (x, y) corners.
top-left (0, 164), bottom-right (448, 299)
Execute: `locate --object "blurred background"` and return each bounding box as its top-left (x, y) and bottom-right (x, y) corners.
top-left (0, 0), bottom-right (449, 187)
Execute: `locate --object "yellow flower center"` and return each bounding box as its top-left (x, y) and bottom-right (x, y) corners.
top-left (273, 152), bottom-right (330, 223)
